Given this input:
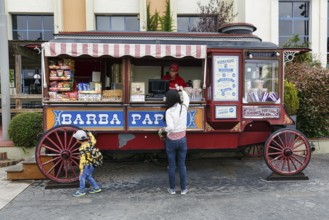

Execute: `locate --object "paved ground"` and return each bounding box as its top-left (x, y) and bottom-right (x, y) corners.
top-left (0, 153), bottom-right (329, 220)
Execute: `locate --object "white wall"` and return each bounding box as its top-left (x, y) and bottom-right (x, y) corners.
top-left (310, 0), bottom-right (328, 67)
top-left (176, 0), bottom-right (208, 14)
top-left (6, 0), bottom-right (53, 13)
top-left (236, 0), bottom-right (278, 44)
top-left (94, 0), bottom-right (140, 14)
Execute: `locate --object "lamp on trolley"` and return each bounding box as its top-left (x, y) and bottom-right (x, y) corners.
top-left (272, 51), bottom-right (280, 57)
top-left (247, 52), bottom-right (253, 59)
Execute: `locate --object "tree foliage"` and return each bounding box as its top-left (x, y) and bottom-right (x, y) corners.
top-left (146, 3), bottom-right (160, 31)
top-left (283, 34), bottom-right (321, 67)
top-left (192, 0), bottom-right (238, 32)
top-left (146, 0), bottom-right (174, 32)
top-left (284, 80), bottom-right (299, 115)
top-left (285, 63), bottom-right (329, 138)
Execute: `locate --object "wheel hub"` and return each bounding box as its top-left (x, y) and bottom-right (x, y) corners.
top-left (283, 148), bottom-right (293, 157)
top-left (61, 150), bottom-right (71, 160)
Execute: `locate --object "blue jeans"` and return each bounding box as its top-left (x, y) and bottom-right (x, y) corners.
top-left (165, 137), bottom-right (187, 190)
top-left (79, 165), bottom-right (100, 192)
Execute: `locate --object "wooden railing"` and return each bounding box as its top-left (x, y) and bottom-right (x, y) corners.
top-left (0, 94), bottom-right (43, 113)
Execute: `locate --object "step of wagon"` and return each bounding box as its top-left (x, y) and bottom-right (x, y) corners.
top-left (6, 158), bottom-right (47, 180)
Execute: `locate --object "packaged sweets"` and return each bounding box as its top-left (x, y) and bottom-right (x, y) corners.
top-left (57, 70), bottom-right (64, 77)
top-left (48, 92), bottom-right (57, 99)
top-left (50, 81), bottom-right (58, 88)
top-left (50, 70), bottom-right (57, 77)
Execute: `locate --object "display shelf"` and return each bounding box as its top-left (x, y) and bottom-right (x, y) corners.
top-left (49, 76), bottom-right (71, 81)
top-left (49, 87), bottom-right (71, 92)
top-left (78, 91), bottom-right (101, 94)
top-left (49, 65), bottom-right (71, 70)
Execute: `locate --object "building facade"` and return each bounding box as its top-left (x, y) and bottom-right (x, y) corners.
top-left (4, 0), bottom-right (328, 69)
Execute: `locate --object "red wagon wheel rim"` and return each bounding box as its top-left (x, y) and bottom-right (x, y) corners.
top-left (264, 128), bottom-right (311, 176)
top-left (243, 144), bottom-right (264, 157)
top-left (35, 125), bottom-right (80, 183)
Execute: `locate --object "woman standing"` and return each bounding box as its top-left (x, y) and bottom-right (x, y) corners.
top-left (160, 86), bottom-right (190, 195)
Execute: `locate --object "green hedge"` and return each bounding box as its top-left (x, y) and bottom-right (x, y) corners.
top-left (285, 62), bottom-right (329, 138)
top-left (284, 80), bottom-right (299, 115)
top-left (8, 112), bottom-right (43, 148)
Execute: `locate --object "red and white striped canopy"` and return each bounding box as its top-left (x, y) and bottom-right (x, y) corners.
top-left (43, 42), bottom-right (207, 59)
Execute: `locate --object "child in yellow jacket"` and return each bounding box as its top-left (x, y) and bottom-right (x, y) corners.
top-left (72, 130), bottom-right (101, 197)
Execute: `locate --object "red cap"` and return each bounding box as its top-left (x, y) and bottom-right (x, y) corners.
top-left (169, 64), bottom-right (179, 72)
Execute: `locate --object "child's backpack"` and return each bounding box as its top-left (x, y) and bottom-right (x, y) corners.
top-left (87, 143), bottom-right (103, 168)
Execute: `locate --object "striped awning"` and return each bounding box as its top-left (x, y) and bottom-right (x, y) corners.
top-left (43, 42), bottom-right (207, 59)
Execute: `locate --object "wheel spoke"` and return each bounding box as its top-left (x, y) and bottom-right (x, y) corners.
top-left (55, 131), bottom-right (65, 150)
top-left (41, 157), bottom-right (60, 166)
top-left (55, 159), bottom-right (64, 178)
top-left (47, 158), bottom-right (62, 175)
top-left (292, 140), bottom-right (305, 150)
top-left (268, 145), bottom-right (282, 152)
top-left (64, 160), bottom-right (68, 179)
top-left (291, 155), bottom-right (305, 165)
top-left (42, 144), bottom-right (61, 154)
top-left (271, 139), bottom-right (284, 150)
top-left (71, 155), bottom-right (80, 160)
top-left (287, 132), bottom-right (295, 148)
top-left (270, 154), bottom-right (283, 162)
top-left (281, 157), bottom-right (286, 170)
top-left (67, 136), bottom-right (78, 151)
top-left (277, 134), bottom-right (286, 149)
top-left (71, 159), bottom-right (79, 167)
top-left (273, 156), bottom-right (284, 169)
top-left (45, 137), bottom-right (63, 152)
top-left (68, 160), bottom-right (78, 177)
top-left (293, 154), bottom-right (306, 159)
top-left (64, 129), bottom-right (68, 150)
top-left (287, 157), bottom-right (291, 172)
top-left (268, 152), bottom-right (282, 156)
top-left (293, 149), bottom-right (307, 153)
top-left (289, 156), bottom-right (299, 170)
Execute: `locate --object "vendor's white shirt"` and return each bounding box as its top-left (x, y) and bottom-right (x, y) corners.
top-left (164, 90), bottom-right (190, 134)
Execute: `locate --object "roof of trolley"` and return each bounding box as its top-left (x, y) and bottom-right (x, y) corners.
top-left (42, 29), bottom-right (281, 58)
top-left (49, 31), bottom-right (280, 49)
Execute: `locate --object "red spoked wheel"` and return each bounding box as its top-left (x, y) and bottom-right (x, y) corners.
top-left (35, 125), bottom-right (80, 183)
top-left (242, 144), bottom-right (264, 157)
top-left (264, 128), bottom-right (311, 176)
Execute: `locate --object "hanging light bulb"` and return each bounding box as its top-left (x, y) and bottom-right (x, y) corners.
top-left (34, 73), bottom-right (41, 84)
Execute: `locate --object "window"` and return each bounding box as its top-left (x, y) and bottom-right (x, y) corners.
top-left (96, 16), bottom-right (139, 31)
top-left (279, 1), bottom-right (309, 46)
top-left (177, 16), bottom-right (199, 32)
top-left (12, 15), bottom-right (54, 41)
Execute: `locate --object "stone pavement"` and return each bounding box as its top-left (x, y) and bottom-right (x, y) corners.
top-left (0, 154), bottom-right (329, 220)
top-left (0, 166), bottom-right (32, 210)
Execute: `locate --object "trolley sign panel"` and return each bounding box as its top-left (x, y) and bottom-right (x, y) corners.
top-left (45, 107), bottom-right (125, 130)
top-left (127, 107), bottom-right (204, 131)
top-left (243, 106), bottom-right (280, 119)
top-left (212, 55), bottom-right (239, 101)
top-left (215, 106), bottom-right (237, 119)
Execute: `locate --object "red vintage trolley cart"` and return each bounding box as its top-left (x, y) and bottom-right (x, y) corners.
top-left (35, 23), bottom-right (311, 183)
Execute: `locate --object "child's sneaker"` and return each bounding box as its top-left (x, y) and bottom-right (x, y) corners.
top-left (167, 188), bottom-right (176, 195)
top-left (72, 191), bottom-right (86, 197)
top-left (89, 188), bottom-right (102, 194)
top-left (181, 189), bottom-right (188, 195)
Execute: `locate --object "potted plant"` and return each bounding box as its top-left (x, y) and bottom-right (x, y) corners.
top-left (284, 80), bottom-right (300, 126)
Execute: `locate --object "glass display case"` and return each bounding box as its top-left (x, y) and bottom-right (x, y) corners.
top-left (244, 60), bottom-right (279, 103)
